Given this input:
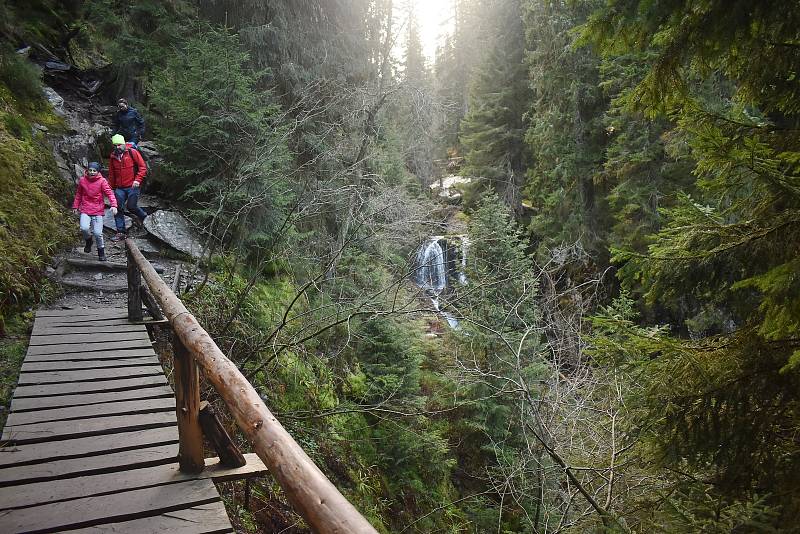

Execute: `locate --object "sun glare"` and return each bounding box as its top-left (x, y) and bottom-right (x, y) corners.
top-left (411, 0), bottom-right (455, 59)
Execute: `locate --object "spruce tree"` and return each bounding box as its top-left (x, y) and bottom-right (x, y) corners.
top-left (523, 0), bottom-right (609, 260)
top-left (582, 0), bottom-right (800, 523)
top-left (460, 0), bottom-right (531, 215)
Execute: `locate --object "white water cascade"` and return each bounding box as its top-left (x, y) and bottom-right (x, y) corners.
top-left (414, 237), bottom-right (461, 329)
top-left (415, 237), bottom-right (447, 293)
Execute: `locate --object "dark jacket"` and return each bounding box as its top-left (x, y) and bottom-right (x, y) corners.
top-left (113, 106), bottom-right (145, 143)
top-left (108, 144), bottom-right (147, 189)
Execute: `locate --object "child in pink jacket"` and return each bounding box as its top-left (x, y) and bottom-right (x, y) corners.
top-left (72, 162), bottom-right (118, 261)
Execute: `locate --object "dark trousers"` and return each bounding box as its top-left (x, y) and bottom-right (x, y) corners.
top-left (114, 187), bottom-right (147, 232)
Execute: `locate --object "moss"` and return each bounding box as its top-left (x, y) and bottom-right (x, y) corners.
top-left (1, 1), bottom-right (83, 50)
top-left (0, 312), bottom-right (33, 427)
top-left (0, 81), bottom-right (72, 323)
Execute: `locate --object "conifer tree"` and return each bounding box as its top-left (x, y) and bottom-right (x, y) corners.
top-left (460, 0), bottom-right (530, 215)
top-left (523, 0), bottom-right (609, 259)
top-left (581, 0), bottom-right (800, 523)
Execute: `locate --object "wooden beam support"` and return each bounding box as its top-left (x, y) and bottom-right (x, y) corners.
top-left (173, 335), bottom-right (204, 474)
top-left (171, 264), bottom-right (182, 294)
top-left (126, 238), bottom-right (377, 533)
top-left (126, 246), bottom-right (143, 322)
top-left (139, 285), bottom-right (165, 321)
top-left (199, 400), bottom-right (246, 468)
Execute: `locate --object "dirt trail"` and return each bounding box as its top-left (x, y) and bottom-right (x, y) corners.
top-left (36, 59), bottom-right (185, 312)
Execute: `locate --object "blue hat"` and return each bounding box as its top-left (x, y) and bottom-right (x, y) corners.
top-left (88, 162), bottom-right (101, 171)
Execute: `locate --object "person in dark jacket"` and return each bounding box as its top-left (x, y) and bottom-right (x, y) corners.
top-left (108, 134), bottom-right (148, 241)
top-left (113, 98), bottom-right (145, 146)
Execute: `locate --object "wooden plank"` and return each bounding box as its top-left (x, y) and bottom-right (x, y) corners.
top-left (27, 339), bottom-right (153, 356)
top-left (35, 308), bottom-right (128, 318)
top-left (0, 477), bottom-right (221, 533)
top-left (27, 330), bottom-right (150, 347)
top-left (0, 454), bottom-right (257, 511)
top-left (5, 397), bottom-right (176, 426)
top-left (2, 411), bottom-right (176, 444)
top-left (34, 316), bottom-right (137, 327)
top-left (0, 443), bottom-right (178, 487)
top-left (17, 365), bottom-right (165, 385)
top-left (32, 323), bottom-right (146, 336)
top-left (65, 257), bottom-right (166, 273)
top-left (13, 374), bottom-right (168, 399)
top-left (0, 426), bottom-right (178, 468)
top-left (21, 356), bottom-right (160, 372)
top-left (36, 316), bottom-right (166, 327)
top-left (25, 347), bottom-right (157, 362)
top-left (66, 502), bottom-right (233, 534)
top-left (10, 384), bottom-right (173, 412)
top-left (204, 453), bottom-right (269, 482)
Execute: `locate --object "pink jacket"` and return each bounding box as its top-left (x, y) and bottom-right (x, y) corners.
top-left (72, 172), bottom-right (117, 216)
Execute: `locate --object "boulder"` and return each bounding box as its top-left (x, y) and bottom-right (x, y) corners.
top-left (42, 86), bottom-right (65, 114)
top-left (136, 141), bottom-right (160, 159)
top-left (44, 60), bottom-right (71, 72)
top-left (429, 175), bottom-right (472, 201)
top-left (103, 207), bottom-right (132, 232)
top-left (137, 193), bottom-right (168, 211)
top-left (144, 210), bottom-right (204, 258)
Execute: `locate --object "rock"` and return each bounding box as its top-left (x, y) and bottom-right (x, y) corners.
top-left (42, 86), bottom-right (64, 110)
top-left (136, 141), bottom-right (160, 159)
top-left (15, 46), bottom-right (31, 57)
top-left (73, 163), bottom-right (84, 178)
top-left (104, 207), bottom-right (132, 232)
top-left (33, 123), bottom-right (48, 132)
top-left (44, 60), bottom-right (71, 72)
top-left (94, 273), bottom-right (103, 280)
top-left (83, 79), bottom-right (102, 94)
top-left (137, 193), bottom-right (168, 210)
top-left (134, 236), bottom-right (162, 258)
top-left (53, 150), bottom-right (74, 184)
top-left (429, 175), bottom-right (472, 201)
top-left (144, 210), bottom-right (204, 258)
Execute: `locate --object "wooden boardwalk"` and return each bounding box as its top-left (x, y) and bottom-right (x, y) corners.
top-left (0, 308), bottom-right (235, 533)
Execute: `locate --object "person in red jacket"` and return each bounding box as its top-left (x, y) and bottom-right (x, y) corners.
top-left (72, 162), bottom-right (118, 261)
top-left (108, 134), bottom-right (148, 241)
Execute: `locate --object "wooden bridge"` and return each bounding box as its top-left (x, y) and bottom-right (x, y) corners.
top-left (0, 240), bottom-right (377, 533)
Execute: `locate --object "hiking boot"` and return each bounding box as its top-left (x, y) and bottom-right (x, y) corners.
top-left (111, 232), bottom-right (127, 242)
top-left (97, 247), bottom-right (107, 262)
top-left (84, 238), bottom-right (93, 253)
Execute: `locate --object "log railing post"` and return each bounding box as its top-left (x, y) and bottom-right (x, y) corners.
top-left (126, 245), bottom-right (143, 321)
top-left (125, 238), bottom-right (377, 533)
top-left (173, 334), bottom-right (204, 473)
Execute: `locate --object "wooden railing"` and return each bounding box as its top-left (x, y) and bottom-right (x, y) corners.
top-left (125, 239), bottom-right (377, 534)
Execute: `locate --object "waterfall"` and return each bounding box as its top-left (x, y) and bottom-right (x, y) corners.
top-left (415, 237), bottom-right (446, 294)
top-left (457, 236), bottom-right (469, 285)
top-left (414, 237), bottom-right (459, 329)
top-left (431, 296), bottom-right (460, 329)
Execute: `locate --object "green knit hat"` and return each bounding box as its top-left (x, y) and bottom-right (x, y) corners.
top-left (111, 134), bottom-right (125, 145)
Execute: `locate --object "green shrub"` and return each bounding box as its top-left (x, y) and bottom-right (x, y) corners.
top-left (0, 45), bottom-right (43, 105)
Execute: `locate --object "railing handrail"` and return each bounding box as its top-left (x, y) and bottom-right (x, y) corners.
top-left (125, 239), bottom-right (377, 534)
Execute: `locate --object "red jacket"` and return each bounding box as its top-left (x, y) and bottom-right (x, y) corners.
top-left (108, 143), bottom-right (146, 189)
top-left (72, 172), bottom-right (117, 216)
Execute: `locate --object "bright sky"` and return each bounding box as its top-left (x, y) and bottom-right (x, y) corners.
top-left (410, 0), bottom-right (455, 60)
